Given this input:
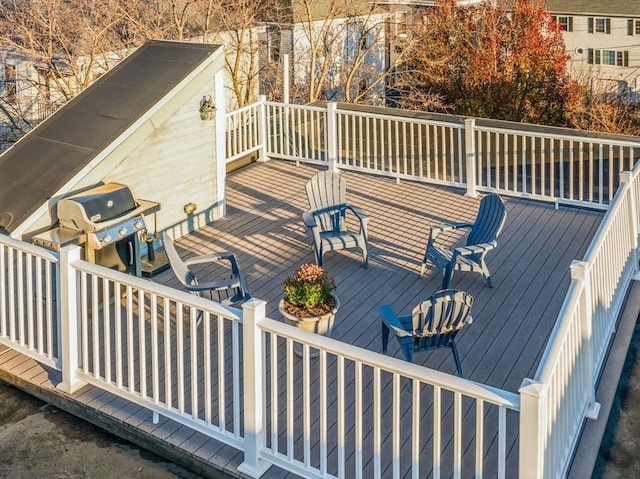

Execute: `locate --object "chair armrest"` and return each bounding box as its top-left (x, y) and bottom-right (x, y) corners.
top-left (453, 241), bottom-right (496, 256)
top-left (428, 222), bottom-right (473, 245)
top-left (185, 252), bottom-right (242, 277)
top-left (184, 277), bottom-right (241, 293)
top-left (378, 305), bottom-right (413, 337)
top-left (346, 205), bottom-right (369, 223)
top-left (185, 252), bottom-right (235, 265)
top-left (302, 210), bottom-right (317, 228)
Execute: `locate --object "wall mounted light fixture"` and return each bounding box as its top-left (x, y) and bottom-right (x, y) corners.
top-left (199, 95), bottom-right (216, 120)
top-left (183, 202), bottom-right (197, 215)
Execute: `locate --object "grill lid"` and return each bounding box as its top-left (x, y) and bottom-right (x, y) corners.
top-left (58, 183), bottom-right (139, 231)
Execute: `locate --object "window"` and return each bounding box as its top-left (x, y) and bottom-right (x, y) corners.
top-left (267, 26), bottom-right (280, 63)
top-left (396, 11), bottom-right (408, 39)
top-left (627, 19), bottom-right (640, 35)
top-left (587, 49), bottom-right (629, 67)
top-left (601, 50), bottom-right (616, 65)
top-left (588, 17), bottom-right (611, 34)
top-left (2, 63), bottom-right (16, 103)
top-left (552, 15), bottom-right (573, 32)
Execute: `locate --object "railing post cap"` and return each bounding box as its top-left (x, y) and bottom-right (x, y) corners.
top-left (570, 260), bottom-right (590, 279)
top-left (620, 170), bottom-right (632, 183)
top-left (242, 298), bottom-right (267, 311)
top-left (519, 378), bottom-right (545, 396)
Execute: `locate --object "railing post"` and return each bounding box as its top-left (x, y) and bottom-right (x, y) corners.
top-left (327, 102), bottom-right (339, 173)
top-left (518, 378), bottom-right (546, 479)
top-left (214, 68), bottom-right (227, 217)
top-left (238, 298), bottom-right (270, 478)
top-left (571, 260), bottom-right (601, 419)
top-left (257, 95), bottom-right (269, 162)
top-left (620, 171), bottom-right (640, 278)
top-left (57, 245), bottom-right (86, 394)
top-left (464, 118), bottom-right (478, 198)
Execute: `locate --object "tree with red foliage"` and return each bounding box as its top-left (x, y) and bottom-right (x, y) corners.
top-left (396, 0), bottom-right (580, 127)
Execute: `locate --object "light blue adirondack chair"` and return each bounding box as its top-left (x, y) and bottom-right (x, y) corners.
top-left (303, 171), bottom-right (370, 267)
top-left (420, 193), bottom-right (506, 289)
top-left (379, 289), bottom-right (474, 377)
top-left (163, 233), bottom-right (250, 306)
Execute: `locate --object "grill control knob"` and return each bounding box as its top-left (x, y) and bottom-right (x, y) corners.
top-left (102, 235), bottom-right (112, 243)
top-left (119, 227), bottom-right (128, 237)
top-left (133, 220), bottom-right (143, 230)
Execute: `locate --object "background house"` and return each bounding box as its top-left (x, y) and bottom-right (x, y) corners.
top-left (546, 1), bottom-right (640, 100)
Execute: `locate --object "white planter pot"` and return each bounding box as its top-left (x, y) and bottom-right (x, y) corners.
top-left (278, 293), bottom-right (340, 357)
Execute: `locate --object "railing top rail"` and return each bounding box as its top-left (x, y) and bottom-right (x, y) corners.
top-left (263, 101), bottom-right (327, 113)
top-left (225, 103), bottom-right (261, 117)
top-left (534, 280), bottom-right (583, 383)
top-left (260, 316), bottom-right (520, 409)
top-left (582, 172), bottom-right (635, 264)
top-left (70, 258), bottom-right (243, 321)
top-left (0, 234), bottom-right (59, 263)
top-left (474, 124), bottom-right (640, 148)
top-left (335, 106), bottom-right (465, 129)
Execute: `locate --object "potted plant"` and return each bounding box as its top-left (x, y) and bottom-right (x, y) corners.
top-left (199, 95), bottom-right (216, 120)
top-left (278, 264), bottom-right (340, 356)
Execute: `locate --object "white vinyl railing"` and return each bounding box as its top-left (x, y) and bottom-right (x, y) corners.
top-left (58, 246), bottom-right (246, 450)
top-left (226, 98), bottom-right (640, 209)
top-left (0, 234), bottom-right (58, 368)
top-left (0, 236), bottom-right (520, 478)
top-left (519, 164), bottom-right (640, 478)
top-left (473, 125), bottom-right (640, 206)
top-left (334, 106), bottom-right (466, 186)
top-left (226, 102), bottom-right (262, 164)
top-left (264, 102), bottom-right (328, 165)
top-left (243, 303), bottom-right (520, 479)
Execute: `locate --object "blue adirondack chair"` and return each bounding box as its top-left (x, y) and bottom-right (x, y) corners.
top-left (379, 289), bottom-right (474, 377)
top-left (420, 193), bottom-right (506, 289)
top-left (163, 233), bottom-right (250, 306)
top-left (303, 171), bottom-right (370, 267)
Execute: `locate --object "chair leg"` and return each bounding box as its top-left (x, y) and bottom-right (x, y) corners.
top-left (442, 264), bottom-right (454, 289)
top-left (480, 260), bottom-right (492, 287)
top-left (419, 249), bottom-right (429, 277)
top-left (419, 260), bottom-right (427, 277)
top-left (314, 247), bottom-right (323, 267)
top-left (399, 338), bottom-right (414, 363)
top-left (381, 321), bottom-right (390, 353)
top-left (451, 341), bottom-right (463, 378)
top-left (361, 244), bottom-right (369, 269)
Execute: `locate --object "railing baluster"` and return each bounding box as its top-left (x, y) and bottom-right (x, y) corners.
top-left (411, 378), bottom-right (420, 479)
top-left (190, 307), bottom-right (197, 419)
top-left (434, 385), bottom-right (441, 479)
top-left (103, 277), bottom-right (111, 383)
top-left (203, 311), bottom-right (211, 423)
top-left (115, 282), bottom-right (123, 388)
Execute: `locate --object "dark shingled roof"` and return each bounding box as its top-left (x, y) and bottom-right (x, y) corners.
top-left (0, 40), bottom-right (220, 234)
top-left (544, 0), bottom-right (640, 16)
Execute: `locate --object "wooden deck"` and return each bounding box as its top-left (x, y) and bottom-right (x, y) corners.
top-left (0, 160), bottom-right (604, 478)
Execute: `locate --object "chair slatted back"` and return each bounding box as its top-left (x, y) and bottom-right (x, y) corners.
top-left (164, 234), bottom-right (197, 287)
top-left (305, 171), bottom-right (347, 233)
top-left (467, 193), bottom-right (507, 246)
top-left (412, 289), bottom-right (474, 350)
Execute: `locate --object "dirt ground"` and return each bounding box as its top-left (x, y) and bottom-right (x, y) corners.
top-left (0, 382), bottom-right (201, 479)
top-left (594, 321), bottom-right (640, 478)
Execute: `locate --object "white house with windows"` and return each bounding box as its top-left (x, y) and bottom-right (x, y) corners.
top-left (546, 1), bottom-right (640, 98)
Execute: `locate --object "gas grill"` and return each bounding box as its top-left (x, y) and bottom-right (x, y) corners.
top-left (33, 183), bottom-right (159, 276)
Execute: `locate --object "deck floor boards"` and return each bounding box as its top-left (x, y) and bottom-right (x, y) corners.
top-left (0, 160), bottom-right (604, 478)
